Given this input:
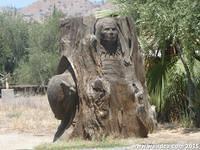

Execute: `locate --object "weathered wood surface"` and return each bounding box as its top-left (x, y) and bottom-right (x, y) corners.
top-left (48, 16), bottom-right (156, 141)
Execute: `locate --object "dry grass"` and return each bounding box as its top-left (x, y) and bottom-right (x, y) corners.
top-left (0, 95), bottom-right (59, 135)
top-left (1, 96), bottom-right (200, 150)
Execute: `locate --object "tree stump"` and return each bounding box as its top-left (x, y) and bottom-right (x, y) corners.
top-left (48, 16), bottom-right (156, 141)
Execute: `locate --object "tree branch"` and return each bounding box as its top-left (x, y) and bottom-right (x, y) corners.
top-left (175, 43), bottom-right (195, 105)
top-left (175, 42), bottom-right (199, 127)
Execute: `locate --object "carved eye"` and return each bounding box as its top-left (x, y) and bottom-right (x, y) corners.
top-left (104, 28), bottom-right (110, 31)
top-left (111, 28), bottom-right (117, 31)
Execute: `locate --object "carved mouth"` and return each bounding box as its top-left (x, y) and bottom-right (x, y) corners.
top-left (104, 36), bottom-right (117, 41)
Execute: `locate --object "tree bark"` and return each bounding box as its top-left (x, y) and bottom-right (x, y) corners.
top-left (55, 16), bottom-right (156, 139)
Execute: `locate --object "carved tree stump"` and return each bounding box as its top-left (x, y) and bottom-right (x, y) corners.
top-left (49, 16), bottom-right (156, 141)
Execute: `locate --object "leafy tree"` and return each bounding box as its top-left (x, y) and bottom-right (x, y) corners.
top-left (0, 11), bottom-right (29, 74)
top-left (15, 49), bottom-right (58, 85)
top-left (15, 10), bottom-right (62, 85)
top-left (111, 0), bottom-right (200, 126)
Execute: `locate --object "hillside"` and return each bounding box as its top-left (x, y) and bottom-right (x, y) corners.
top-left (18, 0), bottom-right (112, 21)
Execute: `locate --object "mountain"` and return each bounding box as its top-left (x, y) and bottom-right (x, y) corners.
top-left (18, 0), bottom-right (113, 22)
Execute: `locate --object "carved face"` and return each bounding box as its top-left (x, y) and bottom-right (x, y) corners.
top-left (95, 18), bottom-right (118, 43)
top-left (100, 22), bottom-right (118, 42)
top-left (95, 18), bottom-right (120, 53)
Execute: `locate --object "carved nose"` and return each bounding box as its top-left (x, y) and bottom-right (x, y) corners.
top-left (108, 29), bottom-right (114, 33)
top-left (108, 32), bottom-right (113, 36)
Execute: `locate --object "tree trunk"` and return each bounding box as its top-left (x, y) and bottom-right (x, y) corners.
top-left (55, 16), bottom-right (156, 140)
top-left (176, 43), bottom-right (200, 127)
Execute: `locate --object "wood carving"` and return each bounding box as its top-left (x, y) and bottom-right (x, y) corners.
top-left (47, 16), bottom-right (156, 141)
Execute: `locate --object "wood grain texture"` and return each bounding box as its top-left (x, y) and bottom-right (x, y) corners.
top-left (48, 16), bottom-right (156, 140)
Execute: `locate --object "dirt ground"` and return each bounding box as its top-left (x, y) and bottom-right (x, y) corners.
top-left (0, 125), bottom-right (199, 150)
top-left (0, 96), bottom-right (199, 150)
top-left (0, 132), bottom-right (51, 150)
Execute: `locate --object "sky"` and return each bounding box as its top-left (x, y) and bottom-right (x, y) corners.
top-left (0, 0), bottom-right (104, 8)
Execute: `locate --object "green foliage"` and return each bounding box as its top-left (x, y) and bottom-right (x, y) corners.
top-left (112, 0), bottom-right (200, 123)
top-left (0, 11), bottom-right (29, 73)
top-left (0, 9), bottom-right (62, 85)
top-left (15, 49), bottom-right (58, 85)
top-left (162, 61), bottom-right (188, 121)
top-left (180, 114), bottom-right (191, 128)
top-left (15, 12), bottom-right (61, 85)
